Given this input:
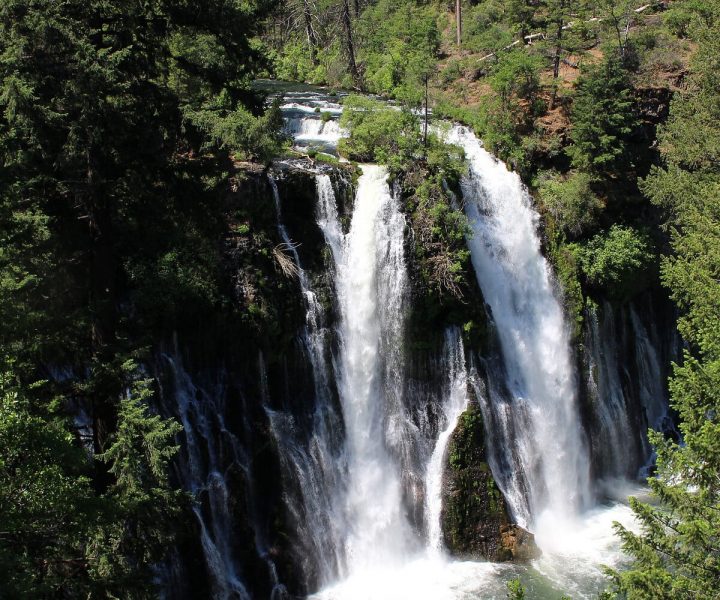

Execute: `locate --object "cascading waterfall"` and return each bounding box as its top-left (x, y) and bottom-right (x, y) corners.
top-left (333, 164), bottom-right (416, 570)
top-left (629, 306), bottom-right (674, 449)
top-left (584, 300), bottom-right (677, 483)
top-left (160, 353), bottom-right (280, 600)
top-left (310, 166), bottom-right (510, 600)
top-left (424, 328), bottom-right (470, 554)
top-left (281, 96), bottom-right (345, 152)
top-left (446, 126), bottom-right (591, 528)
top-left (585, 303), bottom-right (638, 480)
top-left (149, 89), bottom-right (672, 599)
top-left (264, 174), bottom-right (348, 587)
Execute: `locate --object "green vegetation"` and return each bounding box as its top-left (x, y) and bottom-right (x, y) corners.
top-left (441, 401), bottom-right (510, 560)
top-left (1, 0), bottom-right (719, 594)
top-left (0, 0), bottom-right (280, 595)
top-left (567, 55), bottom-right (638, 173)
top-left (605, 1), bottom-right (720, 596)
top-left (570, 225), bottom-right (655, 300)
top-left (339, 96), bottom-right (424, 169)
top-left (538, 171), bottom-right (603, 236)
top-left (266, 0), bottom-right (440, 101)
top-left (0, 364), bottom-right (183, 597)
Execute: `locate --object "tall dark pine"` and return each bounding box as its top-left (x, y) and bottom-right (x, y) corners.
top-left (341, 0), bottom-right (361, 85)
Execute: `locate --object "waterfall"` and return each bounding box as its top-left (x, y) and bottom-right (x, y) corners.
top-left (160, 354), bottom-right (274, 600)
top-left (333, 164), bottom-right (416, 570)
top-left (585, 302), bottom-right (638, 480)
top-left (281, 96), bottom-right (345, 151)
top-left (265, 174), bottom-right (348, 587)
top-left (583, 300), bottom-right (676, 484)
top-left (446, 126), bottom-right (591, 528)
top-left (312, 170), bottom-right (506, 597)
top-left (424, 328), bottom-right (469, 553)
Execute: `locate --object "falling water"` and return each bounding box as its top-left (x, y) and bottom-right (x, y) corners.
top-left (425, 328), bottom-right (470, 554)
top-left (585, 302), bottom-right (638, 480)
top-left (584, 301), bottom-right (676, 483)
top-left (333, 164), bottom-right (416, 570)
top-left (160, 354), bottom-right (271, 600)
top-left (264, 175), bottom-right (347, 587)
top-left (312, 172), bottom-right (509, 596)
top-left (446, 126), bottom-right (591, 528)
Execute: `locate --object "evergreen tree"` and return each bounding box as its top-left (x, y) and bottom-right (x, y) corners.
top-left (606, 0), bottom-right (720, 596)
top-left (0, 0), bottom-right (279, 595)
top-left (567, 54), bottom-right (637, 173)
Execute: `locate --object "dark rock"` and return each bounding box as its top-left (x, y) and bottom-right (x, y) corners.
top-left (499, 524), bottom-right (541, 562)
top-left (440, 398), bottom-right (535, 562)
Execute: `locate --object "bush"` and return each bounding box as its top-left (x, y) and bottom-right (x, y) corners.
top-left (538, 171), bottom-right (604, 236)
top-left (338, 95), bottom-right (422, 170)
top-left (570, 224), bottom-right (655, 299)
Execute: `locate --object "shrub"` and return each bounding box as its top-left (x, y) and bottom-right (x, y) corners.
top-left (338, 95), bottom-right (422, 170)
top-left (570, 224), bottom-right (655, 299)
top-left (538, 171), bottom-right (604, 236)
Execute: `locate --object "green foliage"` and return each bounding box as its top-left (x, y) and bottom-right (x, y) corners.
top-left (549, 239), bottom-right (585, 339)
top-left (455, 50), bottom-right (544, 170)
top-left (539, 171), bottom-right (604, 236)
top-left (0, 0), bottom-right (273, 595)
top-left (568, 56), bottom-right (637, 173)
top-left (606, 2), bottom-right (720, 596)
top-left (460, 0), bottom-right (514, 53)
top-left (357, 0), bottom-right (440, 103)
top-left (570, 225), bottom-right (655, 299)
top-left (267, 0), bottom-right (440, 102)
top-left (506, 578), bottom-right (527, 600)
top-left (90, 370), bottom-right (185, 591)
top-left (0, 365), bottom-right (184, 598)
top-left (338, 95), bottom-right (423, 170)
top-left (0, 371), bottom-right (97, 598)
top-left (273, 40), bottom-right (330, 83)
top-left (187, 99), bottom-right (284, 162)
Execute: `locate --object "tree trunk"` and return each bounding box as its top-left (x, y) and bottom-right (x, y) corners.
top-left (423, 75), bottom-right (429, 148)
top-left (456, 0), bottom-right (462, 48)
top-left (341, 0), bottom-right (361, 86)
top-left (86, 144), bottom-right (119, 492)
top-left (303, 0), bottom-right (318, 66)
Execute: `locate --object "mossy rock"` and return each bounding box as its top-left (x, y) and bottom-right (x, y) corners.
top-left (440, 399), bottom-right (538, 562)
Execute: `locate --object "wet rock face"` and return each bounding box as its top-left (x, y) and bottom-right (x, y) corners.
top-left (440, 400), bottom-right (508, 560)
top-left (440, 400), bottom-right (539, 562)
top-left (499, 524), bottom-right (541, 562)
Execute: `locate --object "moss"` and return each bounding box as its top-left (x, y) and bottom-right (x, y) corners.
top-left (441, 400), bottom-right (510, 561)
top-left (398, 163), bottom-right (492, 355)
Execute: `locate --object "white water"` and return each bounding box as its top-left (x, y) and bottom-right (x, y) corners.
top-left (425, 329), bottom-right (470, 554)
top-left (334, 164), bottom-right (416, 570)
top-left (161, 353), bottom-right (279, 600)
top-left (446, 125), bottom-right (591, 528)
top-left (156, 89), bottom-right (668, 597)
top-left (265, 96), bottom-right (659, 599)
top-left (265, 175), bottom-right (348, 586)
top-left (280, 93), bottom-right (346, 151)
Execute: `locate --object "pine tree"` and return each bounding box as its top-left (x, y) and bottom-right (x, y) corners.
top-left (567, 55), bottom-right (637, 173)
top-left (606, 1), bottom-right (720, 597)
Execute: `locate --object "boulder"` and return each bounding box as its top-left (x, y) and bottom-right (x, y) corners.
top-left (440, 398), bottom-right (541, 563)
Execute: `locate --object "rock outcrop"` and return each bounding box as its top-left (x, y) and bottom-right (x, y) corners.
top-left (440, 398), bottom-right (540, 562)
